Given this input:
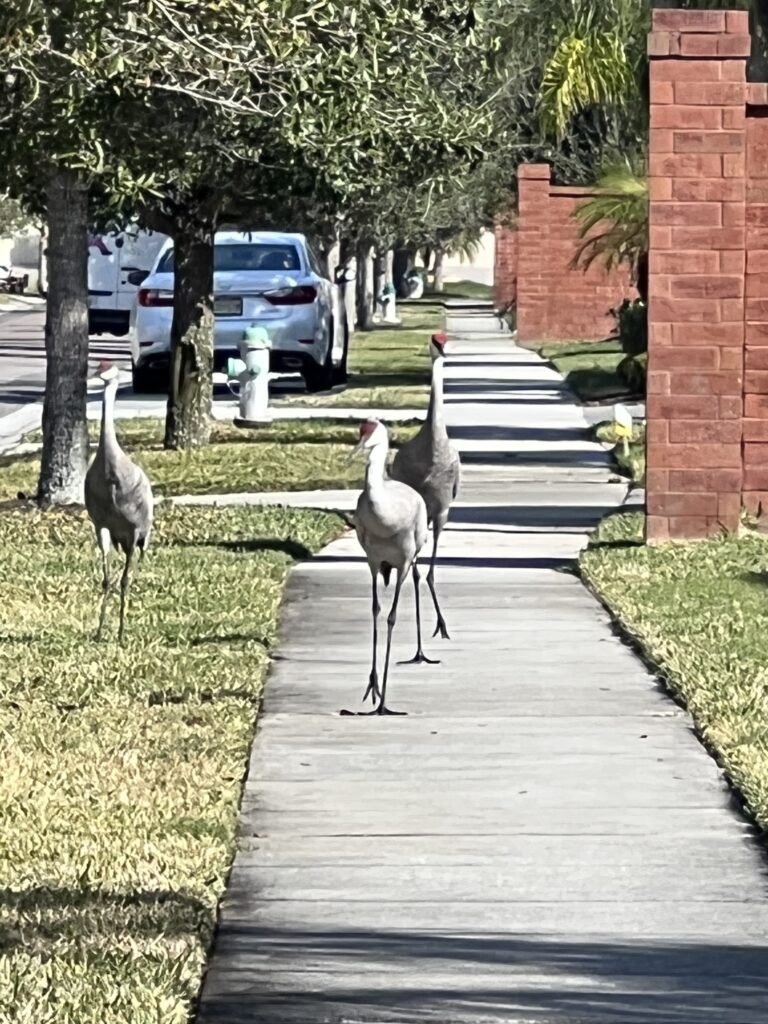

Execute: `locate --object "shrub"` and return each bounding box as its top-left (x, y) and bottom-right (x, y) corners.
top-left (612, 298), bottom-right (647, 357)
top-left (618, 351), bottom-right (646, 393)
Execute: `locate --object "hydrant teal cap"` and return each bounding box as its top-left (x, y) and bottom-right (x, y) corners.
top-left (243, 325), bottom-right (271, 347)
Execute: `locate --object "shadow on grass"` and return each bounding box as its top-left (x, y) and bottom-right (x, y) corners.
top-left (0, 885), bottom-right (214, 949)
top-left (189, 632), bottom-right (270, 648)
top-left (175, 537), bottom-right (315, 560)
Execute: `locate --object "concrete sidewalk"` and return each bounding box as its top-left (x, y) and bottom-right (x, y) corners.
top-left (197, 313), bottom-right (768, 1024)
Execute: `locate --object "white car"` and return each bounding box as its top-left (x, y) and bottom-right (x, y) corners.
top-left (129, 230), bottom-right (349, 393)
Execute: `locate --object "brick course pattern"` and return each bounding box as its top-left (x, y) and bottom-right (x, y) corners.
top-left (493, 165), bottom-right (635, 343)
top-left (646, 8), bottom-right (750, 542)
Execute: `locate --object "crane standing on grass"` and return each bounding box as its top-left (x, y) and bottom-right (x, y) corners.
top-left (344, 419), bottom-right (430, 716)
top-left (392, 332), bottom-right (460, 653)
top-left (84, 361), bottom-right (153, 642)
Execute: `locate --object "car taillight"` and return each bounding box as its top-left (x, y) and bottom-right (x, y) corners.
top-left (138, 288), bottom-right (173, 308)
top-left (263, 285), bottom-right (317, 305)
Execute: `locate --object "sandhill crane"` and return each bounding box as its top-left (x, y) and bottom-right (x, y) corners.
top-left (391, 332), bottom-right (460, 648)
top-left (344, 419), bottom-right (429, 716)
top-left (84, 362), bottom-right (153, 642)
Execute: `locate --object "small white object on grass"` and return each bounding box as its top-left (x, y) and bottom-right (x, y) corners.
top-left (613, 403), bottom-right (634, 457)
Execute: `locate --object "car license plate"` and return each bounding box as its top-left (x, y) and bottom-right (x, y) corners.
top-left (214, 297), bottom-right (242, 317)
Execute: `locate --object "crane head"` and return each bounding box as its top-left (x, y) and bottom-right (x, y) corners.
top-left (87, 360), bottom-right (120, 388)
top-left (430, 332), bottom-right (448, 361)
top-left (350, 418), bottom-right (387, 459)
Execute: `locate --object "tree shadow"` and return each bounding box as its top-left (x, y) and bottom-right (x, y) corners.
top-left (0, 885), bottom-right (214, 950)
top-left (197, 926), bottom-right (768, 1023)
top-left (171, 538), bottom-right (314, 560)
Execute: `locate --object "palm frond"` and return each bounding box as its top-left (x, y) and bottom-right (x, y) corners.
top-left (571, 161), bottom-right (648, 275)
top-left (538, 27), bottom-right (633, 138)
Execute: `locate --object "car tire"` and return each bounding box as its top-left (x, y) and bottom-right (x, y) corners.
top-left (332, 318), bottom-right (350, 385)
top-left (302, 327), bottom-right (335, 393)
top-left (132, 362), bottom-right (166, 394)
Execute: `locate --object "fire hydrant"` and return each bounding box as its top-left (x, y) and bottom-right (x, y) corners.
top-left (229, 325), bottom-right (272, 426)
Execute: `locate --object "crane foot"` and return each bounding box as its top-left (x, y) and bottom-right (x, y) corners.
top-left (361, 672), bottom-right (381, 704)
top-left (399, 650), bottom-right (440, 665)
top-left (432, 619), bottom-right (450, 640)
top-left (340, 704), bottom-right (407, 717)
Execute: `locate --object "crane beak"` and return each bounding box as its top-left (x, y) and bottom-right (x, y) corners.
top-left (349, 439), bottom-right (365, 462)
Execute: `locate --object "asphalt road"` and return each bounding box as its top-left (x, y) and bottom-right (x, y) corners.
top-left (0, 308), bottom-right (130, 418)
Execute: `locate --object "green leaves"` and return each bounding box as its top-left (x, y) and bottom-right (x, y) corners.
top-left (572, 159), bottom-right (648, 275)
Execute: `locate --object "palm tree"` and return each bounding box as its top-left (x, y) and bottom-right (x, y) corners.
top-left (571, 160), bottom-right (648, 300)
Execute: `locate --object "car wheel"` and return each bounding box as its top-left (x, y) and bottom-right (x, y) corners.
top-left (302, 328), bottom-right (335, 393)
top-left (332, 318), bottom-right (350, 385)
top-left (132, 362), bottom-right (166, 394)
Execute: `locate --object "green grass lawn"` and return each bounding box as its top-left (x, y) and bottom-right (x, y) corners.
top-left (581, 512), bottom-right (768, 831)
top-left (4, 418), bottom-right (419, 500)
top-left (0, 503), bottom-right (343, 1021)
top-left (275, 303), bottom-right (443, 410)
top-left (426, 279), bottom-right (493, 301)
top-left (537, 338), bottom-right (634, 403)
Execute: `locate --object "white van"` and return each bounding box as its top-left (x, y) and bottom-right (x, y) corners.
top-left (86, 228), bottom-right (168, 335)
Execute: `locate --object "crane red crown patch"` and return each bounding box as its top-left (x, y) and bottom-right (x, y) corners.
top-left (359, 420), bottom-right (378, 439)
top-left (98, 359), bottom-right (113, 373)
top-left (431, 332), bottom-right (447, 350)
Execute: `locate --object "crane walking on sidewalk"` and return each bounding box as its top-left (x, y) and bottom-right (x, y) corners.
top-left (345, 419), bottom-right (429, 716)
top-left (392, 332), bottom-right (460, 656)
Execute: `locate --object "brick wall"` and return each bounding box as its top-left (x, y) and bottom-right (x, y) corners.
top-left (646, 8), bottom-right (750, 542)
top-left (493, 218), bottom-right (517, 308)
top-left (494, 165), bottom-right (636, 343)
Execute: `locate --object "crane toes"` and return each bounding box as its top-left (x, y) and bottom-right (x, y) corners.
top-left (399, 650), bottom-right (440, 666)
top-left (362, 672), bottom-right (381, 705)
top-left (432, 619), bottom-right (451, 640)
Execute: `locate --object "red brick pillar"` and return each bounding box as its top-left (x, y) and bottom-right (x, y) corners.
top-left (646, 8), bottom-right (750, 541)
top-left (743, 84), bottom-right (768, 512)
top-left (493, 219), bottom-right (517, 310)
top-left (516, 164), bottom-right (550, 343)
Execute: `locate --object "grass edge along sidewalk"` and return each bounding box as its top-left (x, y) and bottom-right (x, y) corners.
top-left (0, 503), bottom-right (343, 1023)
top-left (581, 511), bottom-right (768, 835)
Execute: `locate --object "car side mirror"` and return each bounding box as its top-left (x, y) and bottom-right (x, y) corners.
top-left (127, 269), bottom-right (149, 286)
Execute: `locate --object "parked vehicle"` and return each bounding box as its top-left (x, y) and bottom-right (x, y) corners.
top-left (129, 230), bottom-right (349, 393)
top-left (38, 227), bottom-right (167, 335)
top-left (86, 229), bottom-right (167, 336)
top-left (0, 264), bottom-right (29, 294)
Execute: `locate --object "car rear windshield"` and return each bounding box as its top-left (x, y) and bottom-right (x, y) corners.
top-left (157, 243), bottom-right (302, 274)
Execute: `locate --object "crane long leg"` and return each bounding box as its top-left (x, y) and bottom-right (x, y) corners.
top-left (361, 571), bottom-right (381, 705)
top-left (95, 529), bottom-right (112, 641)
top-left (372, 569), bottom-right (407, 716)
top-left (400, 559), bottom-right (439, 665)
top-left (118, 547), bottom-right (135, 644)
top-left (426, 526), bottom-right (450, 640)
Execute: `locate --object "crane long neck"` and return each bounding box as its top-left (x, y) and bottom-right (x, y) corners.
top-left (98, 380), bottom-right (120, 456)
top-left (365, 440), bottom-right (389, 493)
top-left (427, 355), bottom-right (446, 433)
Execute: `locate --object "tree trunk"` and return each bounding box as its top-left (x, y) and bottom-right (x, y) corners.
top-left (385, 249), bottom-right (395, 289)
top-left (432, 246), bottom-right (445, 294)
top-left (355, 239), bottom-right (375, 330)
top-left (373, 249), bottom-right (387, 307)
top-left (164, 215), bottom-right (215, 450)
top-left (37, 166), bottom-right (90, 507)
top-left (393, 246), bottom-right (416, 297)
